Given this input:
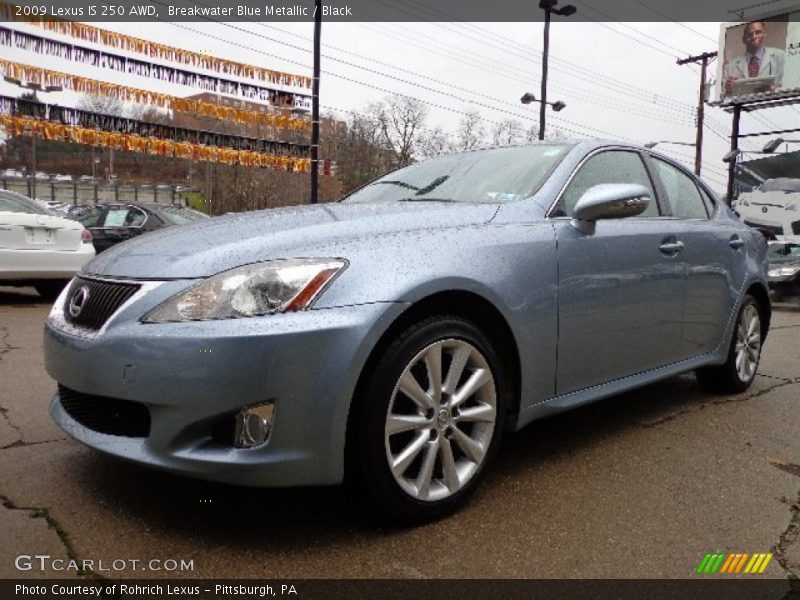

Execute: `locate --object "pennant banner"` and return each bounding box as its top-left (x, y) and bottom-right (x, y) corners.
top-left (0, 59), bottom-right (310, 132)
top-left (0, 114), bottom-right (313, 171)
top-left (0, 26), bottom-right (313, 111)
top-left (0, 2), bottom-right (311, 89)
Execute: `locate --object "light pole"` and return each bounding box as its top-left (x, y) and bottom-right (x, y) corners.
top-left (538, 0), bottom-right (575, 140)
top-left (3, 77), bottom-right (62, 200)
top-left (520, 92), bottom-right (566, 137)
top-left (762, 138), bottom-right (800, 153)
top-left (310, 0), bottom-right (321, 204)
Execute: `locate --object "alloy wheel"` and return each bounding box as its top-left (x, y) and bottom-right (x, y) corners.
top-left (384, 339), bottom-right (497, 502)
top-left (734, 303), bottom-right (761, 383)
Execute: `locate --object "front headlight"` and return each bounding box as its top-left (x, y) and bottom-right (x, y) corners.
top-left (142, 258), bottom-right (347, 323)
top-left (768, 266), bottom-right (800, 278)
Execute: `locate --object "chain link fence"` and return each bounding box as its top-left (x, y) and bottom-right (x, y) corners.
top-left (0, 176), bottom-right (194, 207)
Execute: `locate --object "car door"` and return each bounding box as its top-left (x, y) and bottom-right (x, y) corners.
top-left (648, 158), bottom-right (744, 359)
top-left (552, 149), bottom-right (687, 395)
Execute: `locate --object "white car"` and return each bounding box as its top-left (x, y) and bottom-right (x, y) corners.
top-left (0, 190), bottom-right (95, 298)
top-left (736, 178), bottom-right (800, 242)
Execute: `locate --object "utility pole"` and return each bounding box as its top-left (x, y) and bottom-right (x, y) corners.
top-left (677, 51), bottom-right (717, 176)
top-left (310, 0), bottom-right (321, 204)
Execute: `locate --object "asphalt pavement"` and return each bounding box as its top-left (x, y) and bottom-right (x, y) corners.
top-left (0, 286), bottom-right (798, 580)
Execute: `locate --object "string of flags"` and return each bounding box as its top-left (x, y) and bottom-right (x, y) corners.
top-left (0, 59), bottom-right (310, 132)
top-left (0, 26), bottom-right (312, 111)
top-left (0, 2), bottom-right (312, 89)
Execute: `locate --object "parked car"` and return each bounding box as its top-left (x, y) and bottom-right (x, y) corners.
top-left (1, 168), bottom-right (24, 178)
top-left (736, 178), bottom-right (800, 241)
top-left (767, 240), bottom-right (800, 300)
top-left (0, 189), bottom-right (95, 298)
top-left (67, 203), bottom-right (209, 253)
top-left (45, 141), bottom-right (770, 522)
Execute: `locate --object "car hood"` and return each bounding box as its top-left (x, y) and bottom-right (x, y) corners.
top-left (84, 201), bottom-right (499, 279)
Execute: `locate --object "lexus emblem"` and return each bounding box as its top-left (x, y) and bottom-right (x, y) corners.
top-left (68, 286), bottom-right (90, 318)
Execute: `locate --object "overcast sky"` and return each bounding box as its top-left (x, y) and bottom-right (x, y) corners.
top-left (3, 11), bottom-right (799, 193)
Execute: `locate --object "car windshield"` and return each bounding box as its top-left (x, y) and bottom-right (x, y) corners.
top-left (154, 205), bottom-right (210, 225)
top-left (768, 242), bottom-right (800, 258)
top-left (343, 145), bottom-right (571, 204)
top-left (0, 190), bottom-right (56, 216)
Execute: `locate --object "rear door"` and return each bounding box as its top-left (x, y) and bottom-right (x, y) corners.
top-left (648, 158), bottom-right (744, 358)
top-left (553, 149), bottom-right (687, 395)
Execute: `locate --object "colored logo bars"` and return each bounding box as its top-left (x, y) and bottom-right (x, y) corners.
top-left (696, 552), bottom-right (772, 575)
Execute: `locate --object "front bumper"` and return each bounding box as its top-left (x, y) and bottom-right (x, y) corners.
top-left (768, 276), bottom-right (800, 298)
top-left (45, 288), bottom-right (406, 487)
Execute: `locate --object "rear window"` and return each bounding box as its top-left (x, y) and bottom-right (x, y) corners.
top-left (0, 190), bottom-right (54, 215)
top-left (70, 205), bottom-right (107, 227)
top-left (70, 206), bottom-right (148, 227)
top-left (154, 205), bottom-right (209, 225)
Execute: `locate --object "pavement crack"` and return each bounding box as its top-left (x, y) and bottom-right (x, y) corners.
top-left (0, 404), bottom-right (23, 444)
top-left (0, 493), bottom-right (81, 571)
top-left (0, 438), bottom-right (66, 450)
top-left (632, 379), bottom-right (798, 428)
top-left (772, 488), bottom-right (800, 579)
top-left (0, 324), bottom-right (19, 361)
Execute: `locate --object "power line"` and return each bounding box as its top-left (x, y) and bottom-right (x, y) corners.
top-left (168, 22), bottom-right (634, 142)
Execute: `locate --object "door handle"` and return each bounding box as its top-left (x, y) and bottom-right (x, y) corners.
top-left (729, 236), bottom-right (745, 249)
top-left (659, 240), bottom-right (685, 254)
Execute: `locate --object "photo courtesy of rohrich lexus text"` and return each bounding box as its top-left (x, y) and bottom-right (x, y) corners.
top-left (0, 1), bottom-right (798, 599)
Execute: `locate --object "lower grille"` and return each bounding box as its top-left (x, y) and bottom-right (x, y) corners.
top-left (58, 385), bottom-right (150, 438)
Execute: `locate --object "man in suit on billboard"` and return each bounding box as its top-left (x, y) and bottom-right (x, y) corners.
top-left (723, 21), bottom-right (785, 97)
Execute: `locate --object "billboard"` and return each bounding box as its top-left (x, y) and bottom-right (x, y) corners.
top-left (717, 12), bottom-right (800, 104)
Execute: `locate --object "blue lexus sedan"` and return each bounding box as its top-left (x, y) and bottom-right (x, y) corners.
top-left (45, 141), bottom-right (770, 521)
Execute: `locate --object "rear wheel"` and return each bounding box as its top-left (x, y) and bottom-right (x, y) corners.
top-left (696, 295), bottom-right (763, 393)
top-left (34, 280), bottom-right (69, 300)
top-left (349, 316), bottom-right (507, 522)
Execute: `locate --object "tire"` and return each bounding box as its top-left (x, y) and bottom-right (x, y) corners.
top-left (696, 295), bottom-right (763, 394)
top-left (348, 315), bottom-right (508, 523)
top-left (34, 280), bottom-right (69, 300)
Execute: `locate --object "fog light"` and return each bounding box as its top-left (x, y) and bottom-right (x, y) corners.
top-left (233, 401), bottom-right (275, 448)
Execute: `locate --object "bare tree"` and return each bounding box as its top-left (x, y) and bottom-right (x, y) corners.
top-left (372, 96), bottom-right (427, 165)
top-left (418, 126), bottom-right (452, 158)
top-left (492, 119), bottom-right (524, 146)
top-left (456, 111), bottom-right (485, 151)
top-left (77, 94), bottom-right (125, 116)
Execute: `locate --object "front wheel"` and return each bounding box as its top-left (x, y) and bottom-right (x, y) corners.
top-left (349, 316), bottom-right (507, 522)
top-left (696, 295), bottom-right (763, 393)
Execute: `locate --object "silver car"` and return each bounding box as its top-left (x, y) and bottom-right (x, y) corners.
top-left (45, 141), bottom-right (770, 521)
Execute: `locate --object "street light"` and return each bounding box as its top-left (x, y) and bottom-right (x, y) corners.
top-left (762, 137), bottom-right (800, 153)
top-left (520, 93), bottom-right (567, 116)
top-left (722, 149), bottom-right (766, 163)
top-left (644, 141), bottom-right (696, 149)
top-left (537, 0), bottom-right (575, 140)
top-left (3, 77), bottom-right (62, 200)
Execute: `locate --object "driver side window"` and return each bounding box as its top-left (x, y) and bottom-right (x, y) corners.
top-left (555, 150), bottom-right (657, 218)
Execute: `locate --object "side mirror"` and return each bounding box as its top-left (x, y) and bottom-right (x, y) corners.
top-left (571, 183), bottom-right (650, 235)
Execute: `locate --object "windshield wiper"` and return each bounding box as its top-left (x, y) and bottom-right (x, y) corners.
top-left (374, 180), bottom-right (419, 191)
